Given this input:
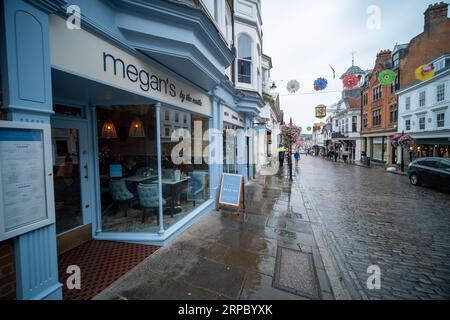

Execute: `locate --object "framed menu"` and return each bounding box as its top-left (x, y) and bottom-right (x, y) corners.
top-left (0, 121), bottom-right (55, 241)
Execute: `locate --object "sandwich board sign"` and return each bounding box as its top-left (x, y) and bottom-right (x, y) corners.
top-left (217, 173), bottom-right (245, 214)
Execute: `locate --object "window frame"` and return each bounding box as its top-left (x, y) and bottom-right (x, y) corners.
top-left (405, 119), bottom-right (411, 131)
top-left (237, 34), bottom-right (253, 85)
top-left (437, 112), bottom-right (445, 128)
top-left (437, 83), bottom-right (445, 102)
top-left (419, 117), bottom-right (426, 130)
top-left (419, 91), bottom-right (426, 107)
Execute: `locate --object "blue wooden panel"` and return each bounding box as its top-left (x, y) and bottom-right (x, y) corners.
top-left (15, 10), bottom-right (46, 103)
top-left (2, 0), bottom-right (52, 114)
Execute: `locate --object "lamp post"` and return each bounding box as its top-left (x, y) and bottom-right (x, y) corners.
top-left (400, 130), bottom-right (405, 173)
top-left (289, 117), bottom-right (293, 182)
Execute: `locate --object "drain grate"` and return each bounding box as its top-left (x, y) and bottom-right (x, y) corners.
top-left (273, 246), bottom-right (320, 299)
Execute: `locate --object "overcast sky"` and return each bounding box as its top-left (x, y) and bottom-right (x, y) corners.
top-left (261, 0), bottom-right (444, 131)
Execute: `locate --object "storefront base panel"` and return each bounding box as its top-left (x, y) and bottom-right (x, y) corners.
top-left (34, 283), bottom-right (63, 300)
top-left (93, 199), bottom-right (215, 246)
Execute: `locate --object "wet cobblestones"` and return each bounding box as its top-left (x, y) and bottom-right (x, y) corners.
top-left (298, 157), bottom-right (450, 300)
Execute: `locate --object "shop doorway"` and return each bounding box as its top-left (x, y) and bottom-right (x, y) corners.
top-left (51, 118), bottom-right (93, 255)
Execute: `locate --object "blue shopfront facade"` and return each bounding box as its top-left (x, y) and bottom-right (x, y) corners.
top-left (0, 0), bottom-right (263, 300)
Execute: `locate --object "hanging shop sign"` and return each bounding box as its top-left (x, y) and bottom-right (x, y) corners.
top-left (49, 15), bottom-right (211, 116)
top-left (0, 121), bottom-right (55, 241)
top-left (217, 174), bottom-right (245, 214)
top-left (315, 105), bottom-right (327, 119)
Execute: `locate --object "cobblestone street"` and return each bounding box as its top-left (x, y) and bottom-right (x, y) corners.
top-left (297, 156), bottom-right (450, 299)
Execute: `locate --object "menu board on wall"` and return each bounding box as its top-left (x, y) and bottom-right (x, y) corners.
top-left (0, 128), bottom-right (48, 231)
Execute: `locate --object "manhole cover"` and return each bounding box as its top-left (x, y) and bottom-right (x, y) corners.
top-left (273, 247), bottom-right (320, 299)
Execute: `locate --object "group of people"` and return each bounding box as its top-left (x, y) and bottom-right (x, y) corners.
top-left (277, 144), bottom-right (303, 167)
top-left (325, 149), bottom-right (352, 163)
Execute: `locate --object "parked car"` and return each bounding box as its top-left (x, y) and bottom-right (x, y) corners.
top-left (408, 157), bottom-right (450, 191)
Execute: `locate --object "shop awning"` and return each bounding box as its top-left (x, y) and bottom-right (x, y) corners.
top-left (414, 138), bottom-right (450, 145)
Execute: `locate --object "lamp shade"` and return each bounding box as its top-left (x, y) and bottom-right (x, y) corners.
top-left (101, 120), bottom-right (117, 139)
top-left (129, 117), bottom-right (145, 138)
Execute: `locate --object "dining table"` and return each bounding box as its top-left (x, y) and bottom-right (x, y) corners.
top-left (161, 177), bottom-right (190, 217)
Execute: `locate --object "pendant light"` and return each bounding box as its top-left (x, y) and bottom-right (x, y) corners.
top-left (101, 120), bottom-right (118, 139)
top-left (129, 117), bottom-right (145, 138)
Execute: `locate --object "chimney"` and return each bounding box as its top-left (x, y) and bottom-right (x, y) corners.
top-left (424, 2), bottom-right (449, 32)
top-left (376, 49), bottom-right (392, 63)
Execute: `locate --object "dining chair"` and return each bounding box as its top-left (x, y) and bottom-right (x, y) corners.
top-left (138, 183), bottom-right (165, 223)
top-left (187, 171), bottom-right (205, 206)
top-left (109, 179), bottom-right (135, 217)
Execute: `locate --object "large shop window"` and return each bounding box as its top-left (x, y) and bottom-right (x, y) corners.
top-left (223, 123), bottom-right (238, 174)
top-left (97, 105), bottom-right (210, 233)
top-left (237, 35), bottom-right (252, 84)
top-left (159, 107), bottom-right (210, 229)
top-left (372, 137), bottom-right (386, 162)
top-left (98, 105), bottom-right (160, 233)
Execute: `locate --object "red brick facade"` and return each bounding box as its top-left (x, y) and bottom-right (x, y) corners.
top-left (400, 2), bottom-right (450, 88)
top-left (361, 50), bottom-right (398, 164)
top-left (0, 240), bottom-right (16, 300)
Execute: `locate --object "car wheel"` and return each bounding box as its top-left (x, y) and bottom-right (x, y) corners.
top-left (410, 173), bottom-right (421, 186)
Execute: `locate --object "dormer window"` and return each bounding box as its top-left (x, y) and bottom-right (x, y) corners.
top-left (237, 34), bottom-right (252, 84)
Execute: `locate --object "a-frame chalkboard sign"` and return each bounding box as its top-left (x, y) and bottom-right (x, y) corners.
top-left (217, 173), bottom-right (245, 214)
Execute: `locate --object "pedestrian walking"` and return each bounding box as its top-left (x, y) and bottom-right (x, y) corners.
top-left (277, 144), bottom-right (286, 168)
top-left (334, 149), bottom-right (339, 162)
top-left (294, 150), bottom-right (300, 166)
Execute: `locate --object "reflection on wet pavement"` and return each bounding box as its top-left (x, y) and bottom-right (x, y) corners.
top-left (95, 167), bottom-right (333, 300)
top-left (298, 156), bottom-right (450, 300)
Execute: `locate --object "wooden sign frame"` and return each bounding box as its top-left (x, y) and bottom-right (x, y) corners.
top-left (217, 174), bottom-right (245, 215)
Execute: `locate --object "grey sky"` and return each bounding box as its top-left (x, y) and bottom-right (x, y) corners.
top-left (262, 0), bottom-right (445, 131)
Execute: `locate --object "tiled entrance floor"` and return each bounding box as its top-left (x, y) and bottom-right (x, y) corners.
top-left (58, 240), bottom-right (159, 300)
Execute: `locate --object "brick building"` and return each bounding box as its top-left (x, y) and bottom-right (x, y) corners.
top-left (361, 50), bottom-right (399, 164)
top-left (399, 2), bottom-right (450, 89)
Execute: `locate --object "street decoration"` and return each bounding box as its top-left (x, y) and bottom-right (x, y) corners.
top-left (315, 104), bottom-right (327, 119)
top-left (378, 70), bottom-right (397, 85)
top-left (342, 74), bottom-right (359, 89)
top-left (306, 126), bottom-right (312, 132)
top-left (415, 64), bottom-right (435, 81)
top-left (286, 80), bottom-right (300, 93)
top-left (391, 133), bottom-right (415, 148)
top-left (313, 77), bottom-right (328, 91)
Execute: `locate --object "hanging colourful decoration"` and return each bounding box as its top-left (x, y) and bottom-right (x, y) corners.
top-left (342, 74), bottom-right (359, 89)
top-left (415, 64), bottom-right (435, 81)
top-left (315, 105), bottom-right (327, 119)
top-left (313, 77), bottom-right (328, 91)
top-left (306, 126), bottom-right (312, 132)
top-left (378, 70), bottom-right (397, 85)
top-left (286, 80), bottom-right (300, 93)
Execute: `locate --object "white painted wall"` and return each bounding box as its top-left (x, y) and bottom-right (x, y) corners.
top-left (398, 71), bottom-right (450, 134)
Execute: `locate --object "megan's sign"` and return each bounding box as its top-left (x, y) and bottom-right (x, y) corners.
top-left (49, 15), bottom-right (210, 115)
top-left (102, 52), bottom-right (203, 107)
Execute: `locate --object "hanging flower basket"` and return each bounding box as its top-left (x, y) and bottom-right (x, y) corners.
top-left (313, 77), bottom-right (328, 91)
top-left (343, 74), bottom-right (359, 89)
top-left (378, 70), bottom-right (397, 85)
top-left (399, 134), bottom-right (415, 147)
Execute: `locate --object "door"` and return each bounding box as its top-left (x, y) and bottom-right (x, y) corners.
top-left (438, 160), bottom-right (450, 190)
top-left (51, 119), bottom-right (92, 254)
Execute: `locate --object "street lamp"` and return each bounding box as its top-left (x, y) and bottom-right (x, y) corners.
top-left (401, 130), bottom-right (405, 172)
top-left (289, 117), bottom-right (293, 182)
